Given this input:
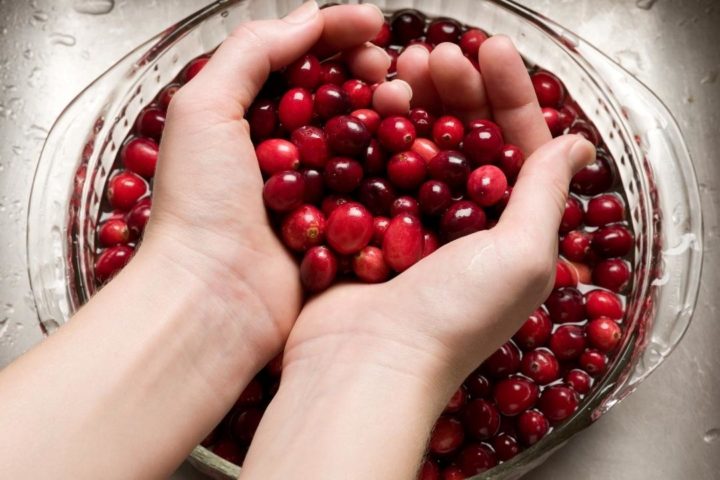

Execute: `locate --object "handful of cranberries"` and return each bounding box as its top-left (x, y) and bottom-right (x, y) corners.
top-left (93, 8), bottom-right (635, 479)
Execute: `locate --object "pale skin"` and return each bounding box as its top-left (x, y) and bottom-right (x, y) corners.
top-left (0, 2), bottom-right (595, 479)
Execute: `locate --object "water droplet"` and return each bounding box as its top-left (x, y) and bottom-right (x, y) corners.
top-left (701, 71), bottom-right (718, 85)
top-left (49, 32), bottom-right (76, 47)
top-left (31, 10), bottom-right (49, 25)
top-left (73, 0), bottom-right (115, 15)
top-left (636, 0), bottom-right (658, 9)
top-left (11, 145), bottom-right (22, 156)
top-left (23, 48), bottom-right (33, 60)
top-left (28, 66), bottom-right (42, 87)
top-left (704, 428), bottom-right (720, 443)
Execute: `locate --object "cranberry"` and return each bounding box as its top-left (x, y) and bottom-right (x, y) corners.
top-left (321, 195), bottom-right (351, 217)
top-left (341, 79), bottom-right (372, 110)
top-left (263, 171), bottom-right (306, 212)
top-left (352, 246), bottom-right (390, 283)
top-left (323, 157), bottom-right (363, 193)
top-left (382, 214), bottom-right (424, 272)
top-left (363, 139), bottom-right (387, 175)
top-left (107, 171), bottom-right (148, 211)
top-left (372, 21), bottom-right (392, 48)
top-left (555, 259), bottom-right (578, 289)
top-left (560, 196), bottom-right (585, 233)
top-left (418, 180), bottom-right (452, 216)
top-left (387, 151), bottom-right (427, 190)
top-left (302, 169), bottom-right (324, 204)
top-left (278, 87), bottom-right (313, 131)
top-left (391, 10), bottom-right (426, 44)
top-left (498, 145), bottom-right (524, 182)
top-left (314, 84), bottom-right (350, 119)
top-left (126, 197), bottom-right (151, 237)
top-left (586, 193), bottom-right (625, 226)
top-left (463, 399), bottom-right (501, 440)
top-left (326, 202), bottom-right (374, 254)
top-left (538, 385), bottom-right (578, 422)
top-left (320, 61), bottom-right (349, 86)
top-left (135, 106), bottom-right (166, 140)
top-left (284, 54), bottom-right (321, 89)
top-left (564, 369), bottom-right (592, 394)
top-left (372, 216), bottom-right (390, 246)
top-left (571, 153), bottom-right (614, 195)
top-left (463, 121), bottom-right (504, 165)
top-left (358, 178), bottom-right (396, 216)
top-left (158, 83), bottom-right (180, 110)
top-left (513, 308), bottom-right (552, 350)
top-left (281, 205), bottom-right (326, 252)
top-left (459, 28), bottom-right (488, 58)
top-left (351, 109), bottom-right (381, 134)
top-left (231, 408), bottom-right (263, 443)
top-left (586, 317), bottom-right (622, 351)
top-left (292, 126), bottom-right (330, 168)
top-left (593, 258), bottom-right (631, 292)
top-left (467, 165), bottom-right (508, 207)
top-left (521, 349), bottom-right (560, 385)
top-left (98, 218), bottom-right (130, 247)
top-left (386, 48), bottom-right (399, 75)
top-left (549, 325), bottom-right (587, 361)
top-left (516, 410), bottom-right (550, 446)
top-left (440, 201), bottom-right (487, 242)
top-left (121, 137), bottom-right (158, 178)
top-left (483, 341), bottom-right (521, 378)
top-left (429, 416), bottom-right (465, 455)
top-left (95, 245), bottom-right (133, 283)
top-left (409, 108), bottom-right (435, 138)
top-left (493, 377), bottom-right (539, 416)
top-left (542, 107), bottom-right (565, 136)
top-left (444, 386), bottom-right (467, 414)
top-left (235, 379), bottom-right (264, 408)
top-left (325, 115), bottom-right (372, 156)
top-left (300, 246), bottom-right (337, 293)
top-left (256, 139), bottom-right (300, 175)
top-left (248, 99), bottom-right (278, 141)
top-left (411, 138), bottom-right (440, 162)
top-left (458, 444), bottom-right (498, 476)
top-left (593, 224), bottom-right (634, 257)
top-left (545, 287), bottom-right (585, 324)
top-left (427, 151), bottom-right (471, 192)
top-left (378, 116), bottom-right (416, 152)
top-left (464, 370), bottom-right (491, 399)
top-left (531, 71), bottom-right (565, 108)
top-left (426, 18), bottom-right (461, 45)
top-left (569, 119), bottom-right (601, 146)
top-left (441, 466), bottom-right (465, 480)
top-left (579, 348), bottom-right (608, 376)
top-left (585, 289), bottom-right (624, 320)
top-left (418, 459), bottom-right (439, 480)
top-left (492, 433), bottom-right (520, 461)
top-left (183, 56), bottom-right (209, 82)
top-left (391, 196), bottom-right (421, 217)
top-left (432, 115), bottom-right (464, 149)
top-left (560, 230), bottom-right (593, 262)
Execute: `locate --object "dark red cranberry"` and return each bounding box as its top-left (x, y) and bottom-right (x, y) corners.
top-left (586, 193), bottom-right (625, 226)
top-left (440, 200), bottom-right (487, 242)
top-left (467, 165), bottom-right (508, 207)
top-left (418, 180), bottom-right (452, 216)
top-left (426, 18), bottom-right (461, 45)
top-left (323, 157), bottom-right (363, 193)
top-left (300, 246), bottom-right (337, 293)
top-left (542, 107), bottom-right (565, 136)
top-left (302, 169), bottom-right (324, 204)
top-left (441, 466), bottom-right (465, 480)
top-left (427, 151), bottom-right (471, 192)
top-left (586, 317), bottom-right (622, 352)
top-left (281, 205), bottom-right (326, 252)
top-left (256, 138), bottom-right (300, 175)
top-left (579, 348), bottom-right (608, 376)
top-left (531, 71), bottom-right (565, 108)
top-left (513, 308), bottom-right (552, 350)
top-left (555, 259), bottom-right (577, 289)
top-left (545, 287), bottom-right (585, 324)
top-left (409, 108), bottom-right (435, 137)
top-left (351, 109), bottom-right (381, 134)
top-left (593, 224), bottom-right (634, 257)
top-left (463, 120), bottom-right (504, 165)
top-left (411, 138), bottom-right (440, 163)
top-left (292, 126), bottom-right (330, 168)
top-left (444, 386), bottom-right (467, 414)
top-left (382, 213), bottom-right (424, 272)
top-left (463, 399), bottom-right (501, 440)
top-left (126, 197), bottom-right (151, 237)
top-left (559, 103), bottom-right (579, 129)
top-left (418, 459), bottom-right (439, 480)
top-left (321, 195), bottom-right (351, 217)
top-left (520, 349), bottom-right (560, 384)
top-left (135, 106), bottom-right (165, 140)
top-left (459, 28), bottom-right (488, 57)
top-left (429, 416), bottom-right (465, 455)
top-left (492, 433), bottom-right (520, 461)
top-left (325, 115), bottom-right (372, 156)
top-left (285, 54), bottom-right (321, 89)
top-left (390, 10), bottom-right (426, 44)
top-left (319, 61), bottom-right (349, 86)
top-left (183, 56), bottom-right (209, 82)
top-left (371, 21), bottom-right (392, 48)
top-left (483, 341), bottom-right (521, 378)
top-left (314, 84), bottom-right (350, 119)
top-left (493, 377), bottom-right (539, 416)
top-left (263, 171), bottom-right (306, 212)
top-left (121, 137), bottom-right (158, 178)
top-left (360, 139), bottom-right (386, 175)
top-left (387, 151), bottom-right (427, 190)
top-left (278, 87), bottom-right (314, 131)
top-left (231, 408), bottom-right (263, 443)
top-left (235, 379), bottom-right (264, 408)
top-left (98, 218), bottom-right (130, 247)
top-left (248, 99), bottom-right (278, 141)
top-left (571, 153), bottom-right (614, 195)
top-left (378, 116), bottom-right (416, 152)
top-left (341, 79), bottom-right (372, 110)
top-left (391, 196), bottom-right (421, 217)
top-left (158, 83), bottom-right (180, 110)
top-left (358, 177), bottom-right (396, 216)
top-left (372, 216), bottom-right (390, 246)
top-left (560, 230), bottom-right (593, 262)
top-left (352, 246), bottom-right (390, 283)
top-left (593, 258), bottom-right (631, 292)
top-left (95, 245), bottom-right (133, 283)
top-left (464, 370), bottom-right (491, 398)
top-left (516, 410), bottom-right (550, 445)
top-left (564, 369), bottom-right (592, 394)
top-left (569, 119), bottom-right (601, 146)
top-left (538, 385), bottom-right (578, 422)
top-left (107, 171), bottom-right (147, 211)
top-left (498, 145), bottom-right (524, 182)
top-left (432, 115), bottom-right (464, 150)
top-left (549, 325), bottom-right (587, 361)
top-left (423, 230), bottom-right (439, 259)
top-left (458, 443), bottom-right (498, 476)
top-left (585, 289), bottom-right (624, 320)
top-left (560, 196), bottom-right (585, 233)
top-left (326, 202), bottom-right (374, 254)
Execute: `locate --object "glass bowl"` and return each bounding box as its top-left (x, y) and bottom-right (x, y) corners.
top-left (27, 0), bottom-right (703, 479)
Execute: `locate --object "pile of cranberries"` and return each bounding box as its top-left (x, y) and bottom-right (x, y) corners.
top-left (91, 8), bottom-right (634, 479)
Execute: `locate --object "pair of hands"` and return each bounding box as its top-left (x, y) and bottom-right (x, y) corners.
top-left (145, 1), bottom-right (595, 404)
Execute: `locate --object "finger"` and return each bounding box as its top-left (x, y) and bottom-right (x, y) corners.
top-left (428, 43), bottom-right (489, 120)
top-left (343, 43), bottom-right (391, 83)
top-left (372, 79), bottom-right (413, 117)
top-left (396, 45), bottom-right (441, 112)
top-left (478, 35), bottom-right (551, 155)
top-left (312, 3), bottom-right (385, 59)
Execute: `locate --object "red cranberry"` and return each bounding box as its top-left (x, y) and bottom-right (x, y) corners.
top-left (158, 83), bottom-right (180, 110)
top-left (458, 443), bottom-right (498, 476)
top-left (378, 116), bottom-right (416, 152)
top-left (565, 369), bottom-right (592, 394)
top-left (426, 18), bottom-right (461, 45)
top-left (441, 466), bottom-right (464, 480)
top-left (256, 139), bottom-right (300, 175)
top-left (585, 289), bottom-right (624, 320)
top-left (391, 10), bottom-right (426, 44)
top-left (440, 201), bottom-right (487, 242)
top-left (263, 171), bottom-right (306, 212)
top-left (429, 416), bottom-right (465, 455)
top-left (593, 224), bottom-right (634, 258)
top-left (492, 433), bottom-right (520, 461)
top-left (98, 218), bottom-right (130, 247)
top-left (411, 138), bottom-right (440, 163)
top-left (300, 246), bottom-right (337, 293)
top-left (545, 287), bottom-right (585, 324)
top-left (418, 180), bottom-right (452, 216)
top-left (579, 348), bottom-right (608, 376)
top-left (372, 216), bottom-right (390, 246)
top-left (326, 202), bottom-right (374, 254)
top-left (409, 108), bottom-right (435, 138)
top-left (593, 258), bottom-right (631, 292)
top-left (586, 193), bottom-right (625, 226)
top-left (569, 119), bottom-right (601, 146)
top-left (320, 61), bottom-right (348, 86)
top-left (281, 205), bottom-right (326, 252)
top-left (422, 230), bottom-right (439, 256)
top-left (559, 103), bottom-right (579, 129)
top-left (560, 230), bottom-right (593, 262)
top-left (432, 115), bottom-right (464, 149)
top-left (212, 439), bottom-right (244, 465)
top-left (248, 99), bottom-right (278, 141)
top-left (387, 151), bottom-right (427, 190)
top-left (183, 56), bottom-right (209, 82)
top-left (539, 385), bottom-right (578, 422)
top-left (341, 79), bottom-right (372, 110)
top-left (278, 87), bottom-right (313, 131)
top-left (549, 325), bottom-right (587, 361)
top-left (463, 399), bottom-right (500, 440)
top-left (126, 197), bottom-right (151, 237)
top-left (285, 54), bottom-right (321, 89)
top-left (444, 386), bottom-right (467, 414)
top-left (483, 341), bottom-right (521, 378)
top-left (498, 145), bottom-right (524, 182)
top-left (382, 214), bottom-right (424, 272)
top-left (235, 379), bottom-right (264, 408)
top-left (352, 246), bottom-right (390, 283)
top-left (351, 109), bottom-right (381, 134)
top-left (95, 245), bottom-right (133, 282)
top-left (459, 28), bottom-right (488, 58)
top-left (302, 169), bottom-right (324, 204)
top-left (520, 349), bottom-right (560, 384)
top-left (467, 165), bottom-right (508, 207)
top-left (418, 459), bottom-right (439, 480)
top-left (291, 126), bottom-right (329, 168)
top-left (121, 137), bottom-right (158, 178)
top-left (231, 408), bottom-right (263, 443)
top-left (463, 121), bottom-right (504, 165)
top-left (571, 153), bottom-right (614, 195)
top-left (513, 308), bottom-right (552, 350)
top-left (391, 196), bottom-right (421, 217)
top-left (321, 195), bottom-right (351, 217)
top-left (323, 157), bottom-right (363, 193)
top-left (560, 196), bottom-right (585, 233)
top-left (371, 21), bottom-right (392, 48)
top-left (493, 377), bottom-right (539, 416)
top-left (531, 71), bottom-right (565, 108)
top-left (555, 259), bottom-right (577, 289)
top-left (427, 151), bottom-right (471, 191)
top-left (516, 410), bottom-right (550, 446)
top-left (314, 84), bottom-right (350, 119)
top-left (107, 171), bottom-right (147, 211)
top-left (358, 178), bottom-right (396, 216)
top-left (542, 107), bottom-right (565, 136)
top-left (586, 317), bottom-right (622, 351)
top-left (325, 115), bottom-right (372, 156)
top-left (363, 139), bottom-right (387, 175)
top-left (135, 106), bottom-right (166, 140)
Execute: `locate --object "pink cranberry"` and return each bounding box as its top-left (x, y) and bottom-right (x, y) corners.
top-left (418, 459), bottom-right (439, 480)
top-left (351, 109), bottom-right (381, 134)
top-left (98, 218), bottom-right (130, 247)
top-left (428, 151), bottom-right (471, 192)
top-left (314, 84), bottom-right (350, 119)
top-left (378, 116), bottom-right (416, 152)
top-left (444, 386), bottom-right (467, 414)
top-left (135, 106), bottom-right (166, 140)
top-left (391, 196), bottom-right (421, 217)
top-left (325, 115), bottom-right (372, 156)
top-left (464, 370), bottom-right (490, 398)
top-left (342, 79), bottom-right (372, 110)
top-left (372, 216), bottom-right (390, 246)
top-left (321, 195), bottom-right (351, 217)
top-left (539, 385), bottom-right (578, 422)
top-left (467, 165), bottom-right (508, 207)
top-left (458, 444), bottom-right (498, 476)
top-left (263, 171), bottom-right (306, 212)
top-left (158, 83), bottom-right (180, 110)
top-left (418, 180), bottom-right (452, 216)
top-left (513, 308), bottom-right (552, 350)
top-left (516, 410), bottom-right (550, 446)
top-left (463, 399), bottom-right (500, 440)
top-left (569, 119), bottom-right (601, 146)
top-left (409, 108), bottom-right (435, 138)
top-left (498, 145), bottom-right (524, 182)
top-left (256, 139), bottom-right (300, 175)
top-left (593, 258), bottom-right (631, 292)
top-left (531, 71), bottom-right (565, 108)
top-left (248, 99), bottom-right (277, 141)
top-left (358, 178), bottom-right (396, 216)
top-left (382, 214), bottom-right (424, 272)
top-left (492, 433), bottom-right (520, 461)
top-left (95, 245), bottom-right (133, 283)
top-left (586, 317), bottom-right (622, 351)
top-left (323, 157), bottom-right (363, 193)
top-left (326, 202), bottom-right (374, 254)
top-left (426, 18), bottom-right (461, 45)
top-left (459, 28), bottom-right (488, 58)
top-left (429, 416), bottom-right (465, 455)
top-left (463, 121), bottom-right (504, 165)
top-left (352, 246), bottom-right (390, 283)
top-left (281, 205), bottom-right (326, 252)
top-left (235, 379), bottom-right (264, 408)
top-left (364, 139), bottom-right (387, 175)
top-left (560, 196), bottom-right (585, 233)
top-left (121, 137), bottom-right (158, 178)
top-left (555, 259), bottom-right (577, 289)
top-left (483, 341), bottom-right (521, 378)
top-left (549, 325), bottom-right (586, 361)
top-left (565, 369), bottom-right (592, 394)
top-left (387, 151), bottom-right (427, 190)
top-left (320, 61), bottom-right (348, 86)
top-left (586, 193), bottom-right (625, 226)
top-left (440, 201), bottom-right (487, 242)
top-left (545, 287), bottom-right (585, 324)
top-left (231, 408), bottom-right (263, 443)
top-left (560, 230), bottom-right (593, 262)
top-left (284, 54), bottom-right (321, 89)
top-left (542, 107), bottom-right (565, 136)
top-left (579, 348), bottom-right (608, 376)
top-left (126, 197), bottom-right (151, 237)
top-left (300, 246), bottom-right (337, 293)
top-left (585, 289), bottom-right (624, 320)
top-left (278, 87), bottom-right (313, 131)
top-left (493, 377), bottom-right (539, 416)
top-left (291, 126), bottom-right (329, 168)
top-left (411, 138), bottom-right (440, 163)
top-left (521, 349), bottom-right (560, 384)
top-left (302, 169), bottom-right (324, 204)
top-left (593, 224), bottom-right (634, 257)
top-left (371, 21), bottom-right (392, 48)
top-left (432, 116), bottom-right (464, 149)
top-left (390, 10), bottom-right (426, 44)
top-left (107, 171), bottom-right (147, 211)
top-left (183, 56), bottom-right (209, 82)
top-left (571, 153), bottom-right (614, 195)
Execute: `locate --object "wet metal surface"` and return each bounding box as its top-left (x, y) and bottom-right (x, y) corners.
top-left (0, 0), bottom-right (718, 478)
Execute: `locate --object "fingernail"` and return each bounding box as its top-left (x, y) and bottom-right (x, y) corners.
top-left (361, 2), bottom-right (385, 20)
top-left (284, 1), bottom-right (319, 24)
top-left (393, 79), bottom-right (413, 101)
top-left (569, 137), bottom-right (596, 171)
top-left (370, 43), bottom-right (392, 64)
top-left (405, 43), bottom-right (431, 55)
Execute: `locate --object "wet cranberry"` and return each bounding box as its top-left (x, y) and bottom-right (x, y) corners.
top-left (353, 246), bottom-right (390, 283)
top-left (492, 433), bottom-right (520, 461)
top-left (498, 145), bottom-right (524, 182)
top-left (319, 61), bottom-right (348, 86)
top-left (342, 79), bottom-right (372, 110)
top-left (158, 83), bottom-right (180, 110)
top-left (321, 195), bottom-right (351, 217)
top-left (372, 21), bottom-right (392, 48)
top-left (593, 258), bottom-right (631, 292)
top-left (440, 201), bottom-right (487, 242)
top-left (586, 193), bottom-right (625, 226)
top-left (300, 246), bottom-right (337, 293)
top-left (391, 196), bottom-right (421, 217)
top-left (387, 151), bottom-right (427, 190)
top-left (248, 99), bottom-right (278, 141)
top-left (326, 202), bottom-right (374, 254)
top-left (418, 459), bottom-right (439, 480)
top-left (569, 119), bottom-right (601, 146)
top-left (121, 137), bottom-right (158, 178)
top-left (358, 178), bottom-right (396, 216)
top-left (314, 84), bottom-right (350, 119)
top-left (426, 18), bottom-right (461, 45)
top-left (351, 109), bottom-right (381, 134)
top-left (432, 115), bottom-right (464, 149)
top-left (531, 71), bottom-right (565, 108)
top-left (256, 138), bottom-right (300, 175)
top-left (107, 171), bottom-right (147, 211)
top-left (292, 126), bottom-right (329, 168)
top-left (183, 56), bottom-right (209, 82)
top-left (427, 151), bottom-right (471, 191)
top-left (545, 287), bottom-right (585, 324)
top-left (429, 416), bottom-right (465, 455)
top-left (459, 28), bottom-right (488, 58)
top-left (285, 54), bottom-right (321, 89)
top-left (279, 87), bottom-right (313, 131)
top-left (418, 180), bottom-right (452, 216)
top-left (409, 108), bottom-right (435, 137)
top-left (493, 377), bottom-right (539, 416)
top-left (126, 198), bottom-right (151, 237)
top-left (513, 308), bottom-right (552, 350)
top-left (463, 121), bottom-right (504, 165)
top-left (560, 196), bottom-right (585, 233)
top-left (391, 10), bottom-right (426, 44)
top-left (98, 218), bottom-right (130, 247)
top-left (586, 317), bottom-right (622, 352)
top-left (585, 289), bottom-right (624, 320)
top-left (565, 369), bottom-right (592, 394)
top-left (579, 348), bottom-right (608, 376)
top-left (520, 349), bottom-right (560, 384)
top-left (382, 214), bottom-right (424, 272)
top-left (549, 325), bottom-right (587, 361)
top-left (593, 224), bottom-right (634, 257)
top-left (135, 106), bottom-right (166, 140)
top-left (483, 341), bottom-right (521, 378)
top-left (571, 153), bottom-right (614, 195)
top-left (458, 444), bottom-right (498, 476)
top-left (464, 370), bottom-right (490, 398)
top-left (363, 139), bottom-right (387, 175)
top-left (325, 115), bottom-right (372, 156)
top-left (467, 165), bottom-right (508, 207)
top-left (235, 379), bottom-right (264, 408)
top-left (378, 116), bottom-right (416, 152)
top-left (323, 157), bottom-right (363, 193)
top-left (302, 169), bottom-right (324, 204)
top-left (516, 410), bottom-right (550, 445)
top-left (444, 386), bottom-right (467, 414)
top-left (411, 138), bottom-right (440, 163)
top-left (560, 230), bottom-right (593, 262)
top-left (539, 385), bottom-right (578, 422)
top-left (281, 205), bottom-right (326, 252)
top-left (263, 171), bottom-right (306, 212)
top-left (95, 245), bottom-right (133, 283)
top-left (372, 216), bottom-right (391, 246)
top-left (542, 107), bottom-right (565, 136)
top-left (463, 399), bottom-right (500, 440)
